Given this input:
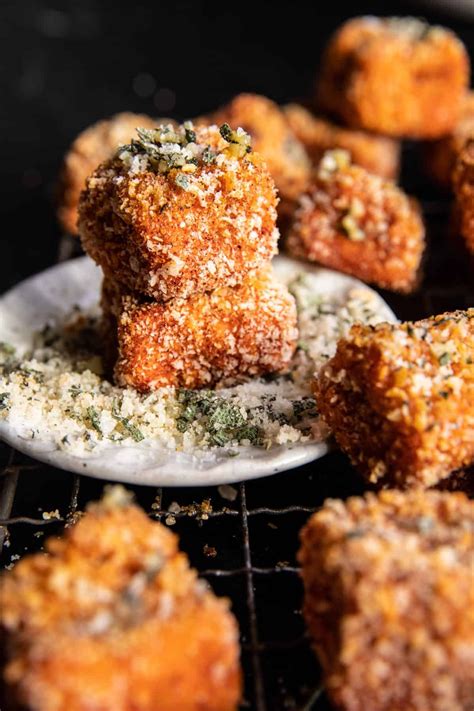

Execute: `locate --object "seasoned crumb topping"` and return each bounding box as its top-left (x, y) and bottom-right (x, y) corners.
top-left (118, 121), bottom-right (252, 176)
top-left (0, 272), bottom-right (391, 459)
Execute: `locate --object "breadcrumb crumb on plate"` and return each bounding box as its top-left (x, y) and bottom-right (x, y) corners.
top-left (0, 255), bottom-right (395, 486)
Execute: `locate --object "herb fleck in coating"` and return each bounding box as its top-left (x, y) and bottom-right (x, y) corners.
top-left (57, 112), bottom-right (159, 235)
top-left (317, 17), bottom-right (470, 138)
top-left (299, 489), bottom-right (474, 711)
top-left (314, 309), bottom-right (474, 488)
top-left (0, 487), bottom-right (242, 711)
top-left (102, 268), bottom-right (298, 391)
top-left (79, 122), bottom-right (279, 301)
top-left (286, 150), bottom-right (425, 293)
top-left (284, 103), bottom-right (400, 180)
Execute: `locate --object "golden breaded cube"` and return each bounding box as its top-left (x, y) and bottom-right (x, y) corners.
top-left (425, 91), bottom-right (474, 189)
top-left (314, 309), bottom-right (474, 488)
top-left (0, 487), bottom-right (241, 711)
top-left (79, 122), bottom-right (279, 301)
top-left (317, 17), bottom-right (470, 138)
top-left (57, 112), bottom-right (159, 235)
top-left (102, 268), bottom-right (297, 391)
top-left (286, 150), bottom-right (425, 293)
top-left (453, 138), bottom-right (474, 254)
top-left (202, 93), bottom-right (311, 205)
top-left (299, 489), bottom-right (474, 711)
top-left (284, 103), bottom-right (400, 180)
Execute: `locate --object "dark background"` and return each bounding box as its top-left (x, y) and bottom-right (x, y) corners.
top-left (0, 0), bottom-right (472, 293)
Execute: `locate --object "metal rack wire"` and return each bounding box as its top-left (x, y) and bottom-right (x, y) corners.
top-left (1, 179), bottom-right (473, 709)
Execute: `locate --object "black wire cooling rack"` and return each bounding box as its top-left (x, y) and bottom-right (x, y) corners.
top-left (1, 164), bottom-right (473, 710)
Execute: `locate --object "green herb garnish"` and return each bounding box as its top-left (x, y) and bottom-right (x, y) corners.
top-left (0, 392), bottom-right (10, 411)
top-left (86, 406), bottom-right (102, 435)
top-left (184, 126), bottom-right (196, 143)
top-left (219, 123), bottom-right (251, 156)
top-left (0, 342), bottom-right (15, 357)
top-left (438, 352), bottom-right (451, 366)
top-left (176, 390), bottom-right (263, 447)
top-left (120, 418), bottom-right (144, 442)
top-left (175, 173), bottom-right (189, 190)
top-left (202, 146), bottom-right (217, 164)
top-left (111, 401), bottom-right (144, 442)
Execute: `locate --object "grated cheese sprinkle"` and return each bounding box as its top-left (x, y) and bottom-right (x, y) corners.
top-left (0, 274), bottom-right (391, 460)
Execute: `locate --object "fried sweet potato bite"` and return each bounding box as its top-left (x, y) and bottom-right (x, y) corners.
top-left (102, 268), bottom-right (297, 391)
top-left (57, 112), bottom-right (158, 235)
top-left (0, 487), bottom-right (241, 711)
top-left (203, 94), bottom-right (311, 206)
top-left (299, 489), bottom-right (474, 711)
top-left (79, 122), bottom-right (279, 301)
top-left (317, 17), bottom-right (470, 138)
top-left (284, 103), bottom-right (400, 180)
top-left (286, 150), bottom-right (424, 293)
top-left (453, 138), bottom-right (474, 254)
top-left (425, 91), bottom-right (474, 189)
top-left (314, 309), bottom-right (474, 489)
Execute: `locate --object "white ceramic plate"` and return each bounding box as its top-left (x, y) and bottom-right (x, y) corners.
top-left (0, 256), bottom-right (396, 487)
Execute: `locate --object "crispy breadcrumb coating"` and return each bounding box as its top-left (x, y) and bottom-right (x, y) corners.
top-left (453, 138), bottom-right (474, 254)
top-left (57, 112), bottom-right (159, 235)
top-left (284, 103), bottom-right (400, 180)
top-left (0, 487), bottom-right (241, 711)
top-left (317, 17), bottom-right (470, 138)
top-left (202, 94), bottom-right (311, 204)
top-left (79, 122), bottom-right (279, 301)
top-left (314, 309), bottom-right (474, 489)
top-left (286, 150), bottom-right (425, 293)
top-left (425, 91), bottom-right (474, 189)
top-left (299, 489), bottom-right (474, 711)
top-left (102, 268), bottom-right (297, 391)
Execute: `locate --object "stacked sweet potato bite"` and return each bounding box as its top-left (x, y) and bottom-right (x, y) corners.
top-left (286, 149), bottom-right (425, 292)
top-left (78, 121), bottom-right (297, 390)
